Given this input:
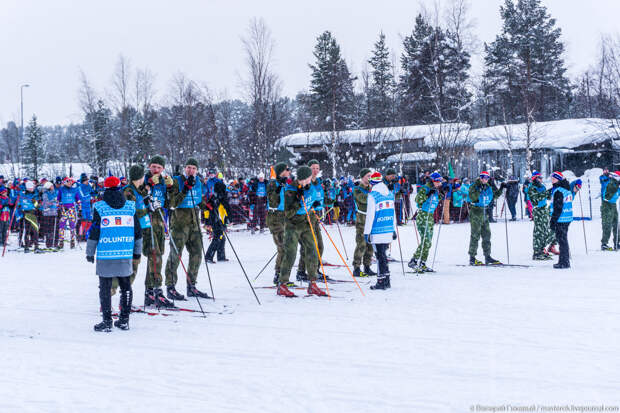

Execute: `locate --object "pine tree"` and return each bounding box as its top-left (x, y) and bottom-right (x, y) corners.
top-left (483, 0), bottom-right (570, 124)
top-left (84, 100), bottom-right (112, 176)
top-left (367, 32), bottom-right (395, 128)
top-left (21, 115), bottom-right (45, 179)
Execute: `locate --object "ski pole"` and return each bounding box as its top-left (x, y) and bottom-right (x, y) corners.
top-left (577, 190), bottom-right (588, 254)
top-left (412, 215), bottom-right (420, 245)
top-left (430, 211), bottom-right (443, 270)
top-left (519, 183), bottom-right (524, 220)
top-left (502, 195), bottom-right (510, 264)
top-left (189, 194), bottom-right (215, 300)
top-left (253, 251), bottom-right (277, 281)
top-left (156, 208), bottom-right (206, 317)
top-left (334, 218), bottom-right (349, 260)
top-left (301, 196), bottom-right (330, 298)
top-left (52, 214), bottom-right (58, 249)
top-left (72, 206), bottom-right (82, 250)
top-left (2, 195), bottom-right (20, 257)
top-left (148, 218), bottom-right (160, 313)
top-left (395, 224), bottom-right (406, 278)
top-left (313, 211), bottom-right (364, 296)
top-left (211, 199), bottom-right (260, 304)
top-left (587, 179), bottom-right (592, 219)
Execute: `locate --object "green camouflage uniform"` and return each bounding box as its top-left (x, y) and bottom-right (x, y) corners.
top-left (413, 183), bottom-right (443, 262)
top-left (352, 182), bottom-right (373, 268)
top-left (164, 178), bottom-right (206, 287)
top-left (468, 179), bottom-right (502, 258)
top-left (111, 183), bottom-right (149, 293)
top-left (528, 182), bottom-right (554, 256)
top-left (298, 177), bottom-right (323, 274)
top-left (266, 179), bottom-right (286, 274)
top-left (601, 179), bottom-right (619, 247)
top-left (278, 181), bottom-right (318, 284)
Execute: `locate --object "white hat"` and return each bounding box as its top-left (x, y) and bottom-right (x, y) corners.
top-left (43, 181), bottom-right (53, 190)
top-left (25, 181), bottom-right (35, 190)
top-left (258, 172), bottom-right (265, 179)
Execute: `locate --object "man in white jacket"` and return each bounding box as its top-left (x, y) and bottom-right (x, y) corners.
top-left (364, 171), bottom-right (397, 290)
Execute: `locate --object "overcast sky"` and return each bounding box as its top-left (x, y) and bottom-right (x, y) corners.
top-left (1, 0), bottom-right (619, 126)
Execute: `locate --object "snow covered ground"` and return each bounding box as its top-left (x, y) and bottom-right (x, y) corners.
top-left (2, 206), bottom-right (619, 412)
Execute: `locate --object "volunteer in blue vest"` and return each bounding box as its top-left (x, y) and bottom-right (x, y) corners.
top-left (364, 171), bottom-right (397, 290)
top-left (266, 162), bottom-right (291, 285)
top-left (352, 168), bottom-right (375, 277)
top-left (19, 181), bottom-right (41, 253)
top-left (250, 172), bottom-right (268, 233)
top-left (143, 155), bottom-right (176, 308)
top-left (467, 171), bottom-right (504, 266)
top-left (549, 171), bottom-right (573, 269)
top-left (164, 158), bottom-right (211, 300)
top-left (408, 171), bottom-right (444, 273)
top-left (297, 159), bottom-right (325, 281)
top-left (87, 175), bottom-right (143, 332)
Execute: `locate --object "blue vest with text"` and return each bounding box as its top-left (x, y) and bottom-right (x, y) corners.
top-left (151, 181), bottom-right (167, 205)
top-left (94, 200), bottom-right (136, 260)
top-left (420, 186), bottom-right (440, 213)
top-left (551, 187), bottom-right (573, 223)
top-left (127, 186), bottom-right (151, 229)
top-left (311, 178), bottom-right (324, 211)
top-left (473, 185), bottom-right (493, 207)
top-left (269, 181), bottom-right (285, 212)
top-left (533, 184), bottom-right (548, 208)
top-left (176, 177), bottom-right (203, 209)
top-left (256, 181), bottom-right (267, 197)
top-left (370, 191), bottom-right (395, 235)
top-left (20, 191), bottom-right (37, 211)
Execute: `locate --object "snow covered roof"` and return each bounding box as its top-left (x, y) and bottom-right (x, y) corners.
top-left (472, 118), bottom-right (619, 151)
top-left (276, 123), bottom-right (470, 148)
top-left (385, 152), bottom-right (437, 163)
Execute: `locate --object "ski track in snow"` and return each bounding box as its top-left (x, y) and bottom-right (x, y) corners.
top-left (1, 213), bottom-right (619, 412)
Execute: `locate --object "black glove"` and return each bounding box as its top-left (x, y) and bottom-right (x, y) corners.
top-left (392, 231), bottom-right (397, 240)
top-left (143, 196), bottom-right (151, 206)
top-left (311, 200), bottom-right (321, 208)
top-left (428, 188), bottom-right (436, 196)
top-left (387, 182), bottom-right (394, 191)
top-left (183, 175), bottom-right (196, 193)
top-left (133, 254), bottom-right (141, 260)
top-left (500, 182), bottom-right (507, 189)
top-left (86, 255), bottom-right (94, 263)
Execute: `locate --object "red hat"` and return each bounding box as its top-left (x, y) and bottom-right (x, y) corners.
top-left (369, 171), bottom-right (383, 185)
top-left (104, 176), bottom-right (121, 188)
top-left (480, 171), bottom-right (490, 179)
top-left (551, 171), bottom-right (563, 181)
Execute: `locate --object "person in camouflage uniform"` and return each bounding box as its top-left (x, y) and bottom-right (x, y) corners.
top-left (297, 159), bottom-right (324, 281)
top-left (467, 171), bottom-right (504, 265)
top-left (408, 172), bottom-right (444, 272)
top-left (111, 164), bottom-right (149, 297)
top-left (352, 168), bottom-right (375, 277)
top-left (601, 170), bottom-right (620, 250)
top-left (164, 158), bottom-right (211, 300)
top-left (143, 155), bottom-right (176, 308)
top-left (276, 166), bottom-right (328, 298)
top-left (266, 162), bottom-right (291, 285)
top-left (527, 171), bottom-right (554, 260)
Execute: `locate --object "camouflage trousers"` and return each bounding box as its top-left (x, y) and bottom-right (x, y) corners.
top-left (413, 210), bottom-right (434, 262)
top-left (266, 211), bottom-right (286, 274)
top-left (468, 207), bottom-right (492, 258)
top-left (165, 224), bottom-right (203, 286)
top-left (532, 207), bottom-right (554, 254)
top-left (298, 217), bottom-right (323, 273)
top-left (601, 201), bottom-right (619, 246)
top-left (143, 224), bottom-right (166, 289)
top-left (352, 219), bottom-right (373, 268)
top-left (279, 222), bottom-right (318, 284)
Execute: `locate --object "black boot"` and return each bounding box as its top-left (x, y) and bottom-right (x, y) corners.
top-left (485, 256), bottom-right (501, 265)
top-left (553, 262), bottom-right (570, 269)
top-left (144, 288), bottom-right (156, 307)
top-left (363, 265), bottom-right (377, 276)
top-left (352, 267), bottom-right (363, 277)
top-left (166, 286), bottom-right (187, 301)
top-left (115, 289), bottom-right (132, 330)
top-left (296, 271), bottom-right (308, 282)
top-left (370, 274), bottom-right (391, 290)
top-left (204, 255), bottom-right (216, 264)
top-left (154, 288), bottom-right (176, 308)
top-left (187, 284), bottom-right (211, 299)
top-left (273, 272), bottom-right (280, 285)
top-left (407, 257), bottom-right (418, 269)
top-left (94, 317), bottom-right (113, 332)
top-left (217, 256), bottom-right (229, 262)
top-left (470, 256), bottom-right (483, 266)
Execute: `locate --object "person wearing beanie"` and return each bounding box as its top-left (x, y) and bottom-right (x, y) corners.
top-left (77, 171), bottom-right (97, 242)
top-left (0, 186), bottom-right (10, 248)
top-left (142, 156), bottom-right (175, 308)
top-left (600, 170), bottom-right (620, 251)
top-left (276, 165), bottom-right (327, 297)
top-left (527, 171), bottom-right (554, 260)
top-left (18, 180), bottom-right (41, 253)
top-left (296, 159), bottom-right (326, 282)
top-left (87, 175), bottom-right (143, 332)
top-left (267, 162), bottom-right (292, 285)
top-left (164, 157), bottom-right (211, 300)
top-left (363, 171), bottom-right (396, 290)
top-left (352, 168), bottom-right (375, 278)
top-left (39, 179), bottom-right (60, 249)
top-left (408, 171), bottom-right (445, 273)
top-left (467, 171), bottom-right (504, 266)
top-left (549, 172), bottom-right (573, 268)
top-left (248, 171), bottom-right (268, 234)
top-left (204, 180), bottom-right (231, 264)
top-left (57, 175), bottom-right (80, 249)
